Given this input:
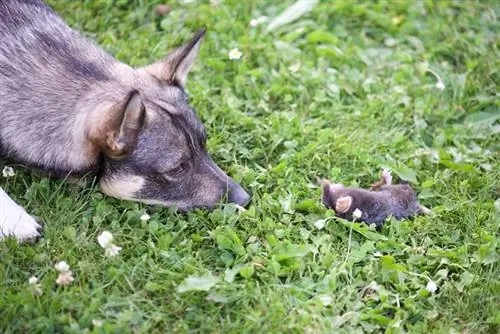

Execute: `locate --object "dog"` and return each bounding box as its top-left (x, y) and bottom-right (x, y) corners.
top-left (0, 0), bottom-right (250, 242)
top-left (321, 169), bottom-right (430, 226)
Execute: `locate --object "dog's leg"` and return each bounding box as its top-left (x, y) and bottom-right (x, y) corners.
top-left (0, 187), bottom-right (42, 242)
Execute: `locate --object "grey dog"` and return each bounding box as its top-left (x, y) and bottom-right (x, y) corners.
top-left (0, 0), bottom-right (250, 242)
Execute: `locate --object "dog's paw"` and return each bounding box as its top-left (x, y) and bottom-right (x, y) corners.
top-left (1, 187), bottom-right (43, 243)
top-left (0, 213), bottom-right (43, 243)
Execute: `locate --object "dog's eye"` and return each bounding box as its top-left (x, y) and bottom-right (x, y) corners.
top-left (167, 162), bottom-right (187, 177)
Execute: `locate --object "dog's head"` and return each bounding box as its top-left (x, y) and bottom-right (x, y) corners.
top-left (87, 30), bottom-right (250, 210)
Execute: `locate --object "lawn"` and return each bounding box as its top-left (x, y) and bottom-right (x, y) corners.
top-left (1, 0), bottom-right (499, 332)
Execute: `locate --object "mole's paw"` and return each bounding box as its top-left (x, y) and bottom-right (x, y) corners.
top-left (381, 169), bottom-right (392, 185)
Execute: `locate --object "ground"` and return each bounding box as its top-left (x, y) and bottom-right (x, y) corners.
top-left (1, 0), bottom-right (499, 333)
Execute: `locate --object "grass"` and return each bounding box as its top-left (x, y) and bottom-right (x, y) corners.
top-left (1, 0), bottom-right (499, 332)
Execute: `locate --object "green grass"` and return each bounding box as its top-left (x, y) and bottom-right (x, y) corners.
top-left (1, 0), bottom-right (499, 332)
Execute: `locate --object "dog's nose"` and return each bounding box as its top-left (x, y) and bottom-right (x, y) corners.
top-left (227, 183), bottom-right (251, 207)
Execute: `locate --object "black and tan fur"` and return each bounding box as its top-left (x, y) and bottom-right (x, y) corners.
top-left (0, 0), bottom-right (250, 241)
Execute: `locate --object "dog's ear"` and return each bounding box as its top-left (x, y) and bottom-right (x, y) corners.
top-left (335, 196), bottom-right (352, 213)
top-left (144, 29), bottom-right (206, 86)
top-left (104, 90), bottom-right (145, 159)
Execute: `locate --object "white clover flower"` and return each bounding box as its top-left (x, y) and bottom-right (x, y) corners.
top-left (28, 276), bottom-right (39, 285)
top-left (54, 261), bottom-right (70, 273)
top-left (97, 231), bottom-right (114, 248)
top-left (97, 231), bottom-right (122, 257)
top-left (352, 208), bottom-right (363, 219)
top-left (105, 244), bottom-right (122, 257)
top-left (426, 280), bottom-right (437, 293)
top-left (92, 320), bottom-right (103, 328)
top-left (28, 276), bottom-right (43, 295)
top-left (250, 16), bottom-right (268, 27)
top-left (289, 62), bottom-right (301, 73)
top-left (140, 213), bottom-right (151, 222)
top-left (435, 80), bottom-right (445, 90)
top-left (314, 219), bottom-right (326, 230)
top-left (228, 48), bottom-right (242, 60)
top-left (2, 166), bottom-right (15, 178)
top-left (425, 68), bottom-right (445, 91)
top-left (415, 246), bottom-right (426, 254)
top-left (56, 271), bottom-right (74, 286)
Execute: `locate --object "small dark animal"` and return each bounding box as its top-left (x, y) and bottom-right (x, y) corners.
top-left (321, 169), bottom-right (430, 226)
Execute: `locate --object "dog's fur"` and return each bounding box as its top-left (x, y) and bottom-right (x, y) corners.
top-left (0, 0), bottom-right (250, 241)
top-left (321, 170), bottom-right (429, 226)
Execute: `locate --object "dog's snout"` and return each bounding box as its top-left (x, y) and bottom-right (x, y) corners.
top-left (201, 155), bottom-right (251, 208)
top-left (227, 183), bottom-right (251, 207)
